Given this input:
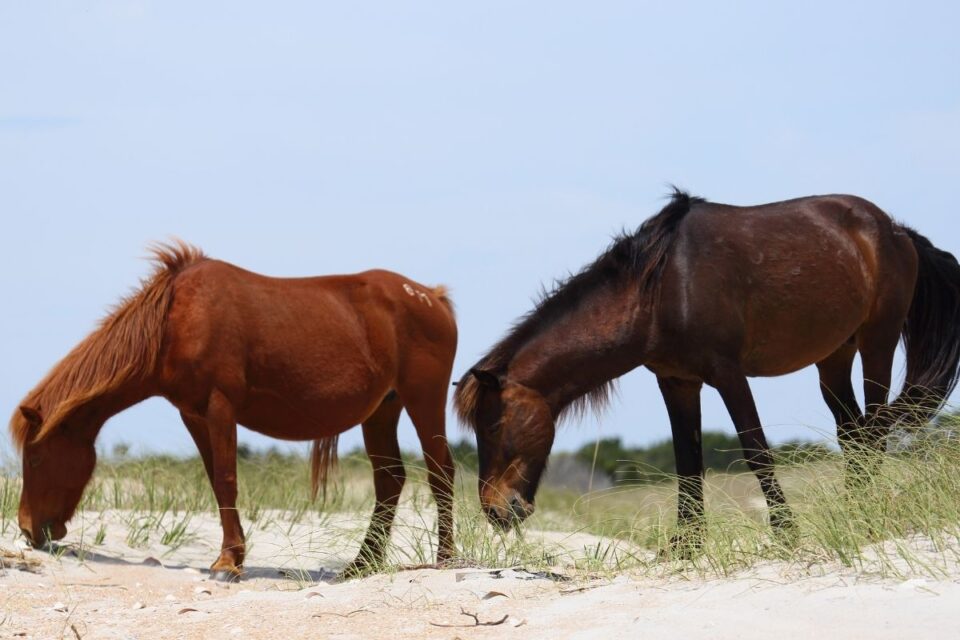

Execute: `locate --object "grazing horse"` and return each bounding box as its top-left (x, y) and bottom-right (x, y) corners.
top-left (454, 190), bottom-right (960, 548)
top-left (12, 243), bottom-right (458, 579)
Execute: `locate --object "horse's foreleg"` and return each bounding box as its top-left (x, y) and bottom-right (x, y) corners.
top-left (713, 370), bottom-right (794, 535)
top-left (405, 390), bottom-right (456, 565)
top-left (180, 411), bottom-right (215, 486)
top-left (204, 389), bottom-right (245, 580)
top-left (344, 395), bottom-right (405, 575)
top-left (657, 376), bottom-right (705, 554)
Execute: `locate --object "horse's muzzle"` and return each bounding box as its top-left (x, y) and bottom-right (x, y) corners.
top-left (19, 521), bottom-right (65, 547)
top-left (484, 505), bottom-right (513, 531)
top-left (484, 493), bottom-right (535, 531)
top-left (19, 527), bottom-right (37, 548)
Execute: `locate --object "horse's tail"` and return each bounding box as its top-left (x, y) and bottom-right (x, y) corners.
top-left (894, 227), bottom-right (960, 424)
top-left (310, 435), bottom-right (339, 501)
top-left (14, 241), bottom-right (205, 448)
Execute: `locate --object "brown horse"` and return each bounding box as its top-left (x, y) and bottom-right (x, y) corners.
top-left (12, 242), bottom-right (458, 579)
top-left (455, 190), bottom-right (960, 548)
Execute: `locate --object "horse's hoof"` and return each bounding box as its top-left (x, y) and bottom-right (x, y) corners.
top-left (771, 522), bottom-right (799, 549)
top-left (658, 547), bottom-right (697, 562)
top-left (436, 555), bottom-right (471, 569)
top-left (657, 532), bottom-right (703, 561)
top-left (337, 564), bottom-right (369, 581)
top-left (210, 569), bottom-right (242, 583)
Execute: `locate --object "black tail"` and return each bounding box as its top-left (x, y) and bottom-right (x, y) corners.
top-left (895, 228), bottom-right (960, 424)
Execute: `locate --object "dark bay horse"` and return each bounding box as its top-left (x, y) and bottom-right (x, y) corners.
top-left (12, 242), bottom-right (458, 579)
top-left (455, 191), bottom-right (960, 548)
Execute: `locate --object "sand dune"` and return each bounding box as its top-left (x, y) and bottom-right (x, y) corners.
top-left (2, 510), bottom-right (958, 639)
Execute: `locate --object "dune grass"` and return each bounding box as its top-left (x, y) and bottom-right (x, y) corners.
top-left (2, 432), bottom-right (959, 583)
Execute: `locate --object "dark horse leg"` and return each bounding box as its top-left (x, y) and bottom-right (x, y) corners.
top-left (816, 343), bottom-right (870, 486)
top-left (657, 376), bottom-right (705, 553)
top-left (712, 368), bottom-right (794, 533)
top-left (816, 343), bottom-right (865, 451)
top-left (343, 394), bottom-right (405, 575)
top-left (855, 325), bottom-right (901, 478)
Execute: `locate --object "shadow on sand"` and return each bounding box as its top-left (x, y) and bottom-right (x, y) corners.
top-left (34, 541), bottom-right (344, 584)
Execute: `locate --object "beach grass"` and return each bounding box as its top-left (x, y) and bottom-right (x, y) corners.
top-left (2, 429), bottom-right (959, 583)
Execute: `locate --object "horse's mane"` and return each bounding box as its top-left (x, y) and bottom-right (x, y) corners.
top-left (454, 188), bottom-right (704, 430)
top-left (10, 241), bottom-right (206, 449)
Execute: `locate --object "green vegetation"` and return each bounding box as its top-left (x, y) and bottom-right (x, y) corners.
top-left (569, 432), bottom-right (832, 484)
top-left (1, 420), bottom-right (959, 583)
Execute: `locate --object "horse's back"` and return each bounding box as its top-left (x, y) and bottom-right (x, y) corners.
top-left (686, 194), bottom-right (916, 287)
top-left (654, 195), bottom-right (916, 377)
top-left (159, 261), bottom-right (456, 434)
top-left (165, 262), bottom-right (452, 350)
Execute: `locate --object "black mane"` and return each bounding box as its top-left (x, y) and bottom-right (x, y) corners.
top-left (455, 188), bottom-right (704, 428)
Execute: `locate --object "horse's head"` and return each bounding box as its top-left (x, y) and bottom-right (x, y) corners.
top-left (14, 405), bottom-right (97, 547)
top-left (462, 368), bottom-right (555, 531)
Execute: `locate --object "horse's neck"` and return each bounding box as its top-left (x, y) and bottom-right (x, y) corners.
top-left (94, 385), bottom-right (153, 420)
top-left (55, 381), bottom-right (155, 441)
top-left (509, 285), bottom-right (650, 411)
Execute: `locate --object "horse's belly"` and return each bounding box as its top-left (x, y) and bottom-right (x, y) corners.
top-left (236, 387), bottom-right (386, 441)
top-left (740, 301), bottom-right (866, 377)
top-left (742, 344), bottom-right (846, 377)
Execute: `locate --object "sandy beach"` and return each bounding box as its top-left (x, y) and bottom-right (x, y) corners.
top-left (3, 510), bottom-right (959, 640)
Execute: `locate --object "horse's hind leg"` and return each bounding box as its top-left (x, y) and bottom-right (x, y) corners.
top-left (711, 368), bottom-right (794, 534)
top-left (816, 342), bottom-right (865, 454)
top-left (854, 324), bottom-right (902, 480)
top-left (399, 379), bottom-right (456, 564)
top-left (818, 343), bottom-right (877, 488)
top-left (345, 393), bottom-right (405, 575)
top-left (853, 244), bottom-right (915, 476)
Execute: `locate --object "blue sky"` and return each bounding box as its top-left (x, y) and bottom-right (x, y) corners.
top-left (1, 2), bottom-right (958, 458)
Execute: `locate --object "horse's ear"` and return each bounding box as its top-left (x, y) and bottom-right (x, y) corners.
top-left (470, 368), bottom-right (502, 390)
top-left (19, 405), bottom-right (43, 427)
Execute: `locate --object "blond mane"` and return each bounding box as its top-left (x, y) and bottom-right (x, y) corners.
top-left (10, 241), bottom-right (206, 449)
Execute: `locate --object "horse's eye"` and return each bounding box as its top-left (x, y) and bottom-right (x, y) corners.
top-left (488, 421), bottom-right (502, 435)
top-left (28, 456), bottom-right (42, 468)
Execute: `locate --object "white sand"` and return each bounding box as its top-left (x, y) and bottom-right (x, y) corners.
top-left (2, 511), bottom-right (959, 639)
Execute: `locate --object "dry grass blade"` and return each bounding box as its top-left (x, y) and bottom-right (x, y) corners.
top-left (429, 607), bottom-right (510, 628)
top-left (311, 608), bottom-right (373, 619)
top-left (0, 548), bottom-right (42, 573)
